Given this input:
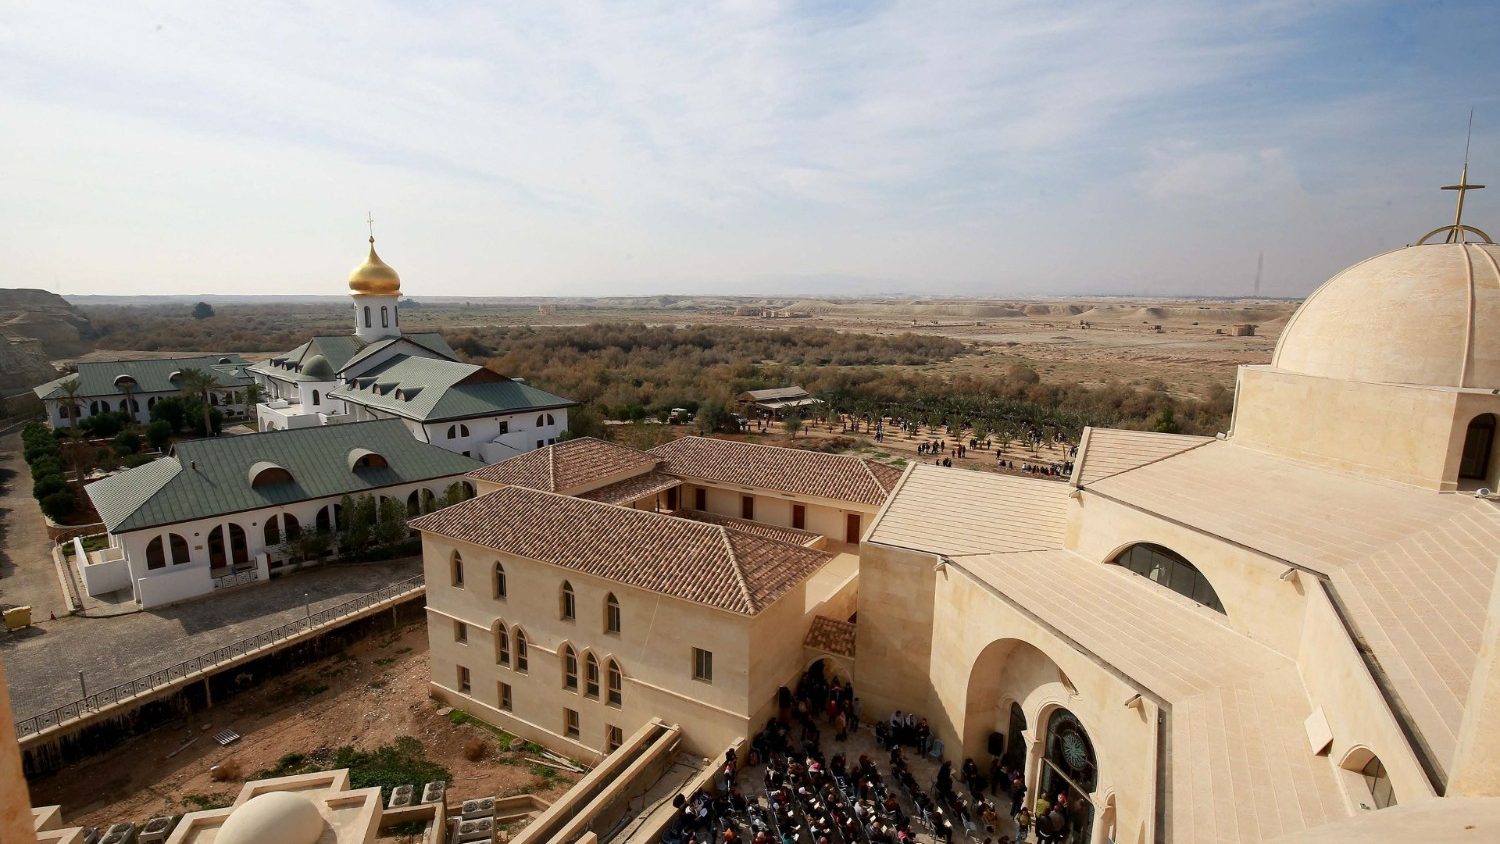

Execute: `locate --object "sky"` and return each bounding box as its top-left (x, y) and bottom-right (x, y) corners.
top-left (1, 1), bottom-right (1498, 299)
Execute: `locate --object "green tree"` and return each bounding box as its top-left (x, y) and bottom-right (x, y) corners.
top-left (146, 419), bottom-right (173, 450)
top-left (150, 396), bottom-right (188, 431)
top-left (782, 413), bottom-right (804, 439)
top-left (375, 497), bottom-right (407, 547)
top-left (40, 491), bottom-right (75, 521)
top-left (58, 376), bottom-right (82, 432)
top-left (192, 302), bottom-right (215, 319)
top-left (1151, 405), bottom-right (1180, 434)
top-left (177, 368), bottom-right (221, 437)
top-left (113, 430), bottom-right (141, 456)
top-left (695, 402), bottom-right (733, 435)
top-left (560, 406), bottom-right (606, 441)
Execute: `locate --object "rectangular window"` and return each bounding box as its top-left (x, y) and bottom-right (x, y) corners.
top-left (606, 724), bottom-right (623, 753)
top-left (792, 504), bottom-right (806, 530)
top-left (452, 556), bottom-right (465, 588)
top-left (537, 439), bottom-right (545, 449)
top-left (693, 647), bottom-right (713, 683)
top-left (454, 620), bottom-right (468, 643)
top-left (564, 708), bottom-right (580, 738)
top-left (694, 488), bottom-right (706, 510)
top-left (458, 665), bottom-right (472, 694)
top-left (741, 495), bottom-right (754, 520)
top-left (499, 682), bottom-right (512, 712)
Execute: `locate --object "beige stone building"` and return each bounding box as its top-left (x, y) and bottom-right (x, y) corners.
top-left (858, 237), bottom-right (1500, 842)
top-left (416, 436), bottom-right (896, 758)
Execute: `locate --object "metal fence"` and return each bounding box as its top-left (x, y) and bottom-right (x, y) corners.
top-left (14, 573), bottom-right (425, 739)
top-left (212, 568), bottom-right (260, 590)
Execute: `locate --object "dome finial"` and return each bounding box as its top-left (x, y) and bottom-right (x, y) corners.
top-left (366, 210), bottom-right (376, 245)
top-left (1418, 110), bottom-right (1492, 244)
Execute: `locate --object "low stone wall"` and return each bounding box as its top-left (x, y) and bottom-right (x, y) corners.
top-left (45, 518), bottom-right (104, 543)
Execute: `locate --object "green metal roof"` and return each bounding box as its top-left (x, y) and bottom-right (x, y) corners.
top-left (251, 332), bottom-right (457, 383)
top-left (86, 418), bottom-right (483, 533)
top-left (330, 356), bottom-right (575, 422)
top-left (34, 354), bottom-right (252, 400)
top-left (337, 333), bottom-right (457, 375)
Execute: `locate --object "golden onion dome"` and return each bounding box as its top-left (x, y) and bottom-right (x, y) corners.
top-left (348, 237), bottom-right (401, 296)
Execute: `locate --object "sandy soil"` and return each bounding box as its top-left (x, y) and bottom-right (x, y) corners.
top-left (27, 625), bottom-right (579, 830)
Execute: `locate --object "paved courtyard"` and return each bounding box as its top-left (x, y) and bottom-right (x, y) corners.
top-left (0, 430), bottom-right (73, 621)
top-left (0, 557), bottom-right (422, 720)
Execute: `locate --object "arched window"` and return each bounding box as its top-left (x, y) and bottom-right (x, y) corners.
top-left (537, 414), bottom-right (545, 427)
top-left (381, 306), bottom-right (389, 328)
top-left (1460, 413), bottom-right (1496, 480)
top-left (1040, 708), bottom-right (1096, 841)
top-left (146, 536), bottom-right (166, 570)
top-left (607, 660), bottom-right (622, 707)
top-left (407, 489), bottom-right (422, 517)
top-left (169, 533), bottom-right (190, 564)
top-left (563, 645), bottom-right (579, 691)
top-left (1004, 702), bottom-right (1028, 768)
top-left (493, 561), bottom-right (507, 599)
top-left (447, 425), bottom-right (457, 439)
top-left (316, 505), bottom-right (333, 533)
top-left (460, 423), bottom-right (470, 437)
top-left (283, 512), bottom-right (301, 541)
top-left (311, 390), bottom-right (320, 406)
top-left (264, 517), bottom-right (281, 547)
top-left (495, 624), bottom-right (510, 667)
top-left (585, 653), bottom-right (600, 698)
top-left (605, 593), bottom-right (621, 634)
top-left (227, 523), bottom-right (249, 564)
top-left (561, 581), bottom-right (576, 620)
top-left (451, 551), bottom-right (465, 588)
top-left (1111, 543), bottom-right (1224, 613)
top-left (515, 629), bottom-right (529, 672)
top-left (1344, 750), bottom-right (1396, 810)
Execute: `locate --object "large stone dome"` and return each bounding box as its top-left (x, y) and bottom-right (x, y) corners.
top-left (1273, 242), bottom-right (1500, 389)
top-left (215, 791), bottom-right (326, 844)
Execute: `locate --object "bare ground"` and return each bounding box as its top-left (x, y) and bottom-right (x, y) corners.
top-left (26, 625), bottom-right (579, 830)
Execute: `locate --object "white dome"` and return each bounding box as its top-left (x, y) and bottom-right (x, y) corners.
top-left (216, 791), bottom-right (326, 844)
top-left (1274, 242), bottom-right (1500, 388)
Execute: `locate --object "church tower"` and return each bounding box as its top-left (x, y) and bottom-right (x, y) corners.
top-left (348, 233), bottom-right (403, 342)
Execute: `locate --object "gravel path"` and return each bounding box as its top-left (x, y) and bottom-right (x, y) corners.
top-left (0, 431), bottom-right (72, 620)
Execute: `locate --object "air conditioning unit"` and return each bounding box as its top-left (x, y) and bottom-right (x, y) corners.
top-left (422, 780), bottom-right (446, 804)
top-left (100, 822), bottom-right (137, 844)
top-left (388, 784), bottom-right (416, 809)
top-left (461, 796), bottom-right (496, 820)
top-left (138, 816), bottom-right (175, 844)
top-left (456, 816), bottom-right (495, 843)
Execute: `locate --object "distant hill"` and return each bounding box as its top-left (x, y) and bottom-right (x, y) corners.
top-left (0, 288), bottom-right (97, 392)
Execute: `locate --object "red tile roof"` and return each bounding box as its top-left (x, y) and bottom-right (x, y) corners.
top-left (648, 437), bottom-right (902, 507)
top-left (467, 437), bottom-right (659, 493)
top-left (411, 485), bottom-right (833, 615)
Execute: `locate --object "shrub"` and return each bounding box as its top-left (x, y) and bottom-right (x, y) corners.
top-left (40, 491), bottom-right (76, 521)
top-left (150, 397), bottom-right (188, 431)
top-left (113, 430), bottom-right (141, 456)
top-left (32, 473), bottom-right (67, 500)
top-left (332, 737), bottom-right (451, 798)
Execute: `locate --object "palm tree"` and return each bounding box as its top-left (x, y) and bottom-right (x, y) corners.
top-left (58, 376), bottom-right (82, 432)
top-left (178, 368), bottom-right (221, 437)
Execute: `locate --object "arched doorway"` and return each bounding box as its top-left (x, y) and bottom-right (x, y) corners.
top-left (1460, 413), bottom-right (1496, 481)
top-left (1038, 707), bottom-right (1097, 844)
top-left (209, 524), bottom-right (250, 569)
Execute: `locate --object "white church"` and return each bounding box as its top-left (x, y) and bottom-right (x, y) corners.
top-left (250, 235), bottom-right (575, 462)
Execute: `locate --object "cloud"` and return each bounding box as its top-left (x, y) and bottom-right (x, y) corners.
top-left (0, 1), bottom-right (1495, 297)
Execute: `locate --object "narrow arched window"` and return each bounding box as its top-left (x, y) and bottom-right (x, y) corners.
top-left (547, 413), bottom-right (555, 426)
top-left (607, 660), bottom-right (622, 707)
top-left (169, 533), bottom-right (190, 564)
top-left (451, 551), bottom-right (465, 588)
top-left (495, 624), bottom-right (510, 667)
top-left (311, 390), bottom-right (320, 406)
top-left (515, 629), bottom-right (529, 672)
top-left (461, 423), bottom-right (470, 437)
top-left (563, 645), bottom-right (579, 691)
top-left (605, 593), bottom-right (621, 634)
top-left (1361, 755), bottom-right (1396, 809)
top-left (493, 561), bottom-right (507, 599)
top-left (264, 517), bottom-right (281, 547)
top-left (1111, 543), bottom-right (1224, 613)
top-left (561, 581), bottom-right (576, 621)
top-left (146, 536), bottom-right (166, 570)
top-left (585, 653), bottom-right (600, 698)
top-left (381, 306), bottom-right (389, 328)
top-left (537, 414), bottom-right (545, 427)
top-left (363, 306), bottom-right (371, 327)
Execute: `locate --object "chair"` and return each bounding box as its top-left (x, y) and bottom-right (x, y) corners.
top-left (928, 738), bottom-right (944, 760)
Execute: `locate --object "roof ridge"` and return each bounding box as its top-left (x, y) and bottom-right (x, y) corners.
top-left (547, 443), bottom-right (558, 491)
top-left (718, 527), bottom-right (758, 614)
top-left (1079, 432), bottom-right (1217, 487)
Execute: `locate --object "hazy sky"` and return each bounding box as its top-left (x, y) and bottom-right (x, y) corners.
top-left (2, 1), bottom-right (1497, 299)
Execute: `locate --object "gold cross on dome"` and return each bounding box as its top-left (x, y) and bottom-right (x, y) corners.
top-left (1442, 164), bottom-right (1485, 242)
top-left (366, 211), bottom-right (376, 243)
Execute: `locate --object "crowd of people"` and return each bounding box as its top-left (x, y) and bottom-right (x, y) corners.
top-left (661, 663), bottom-right (1085, 844)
